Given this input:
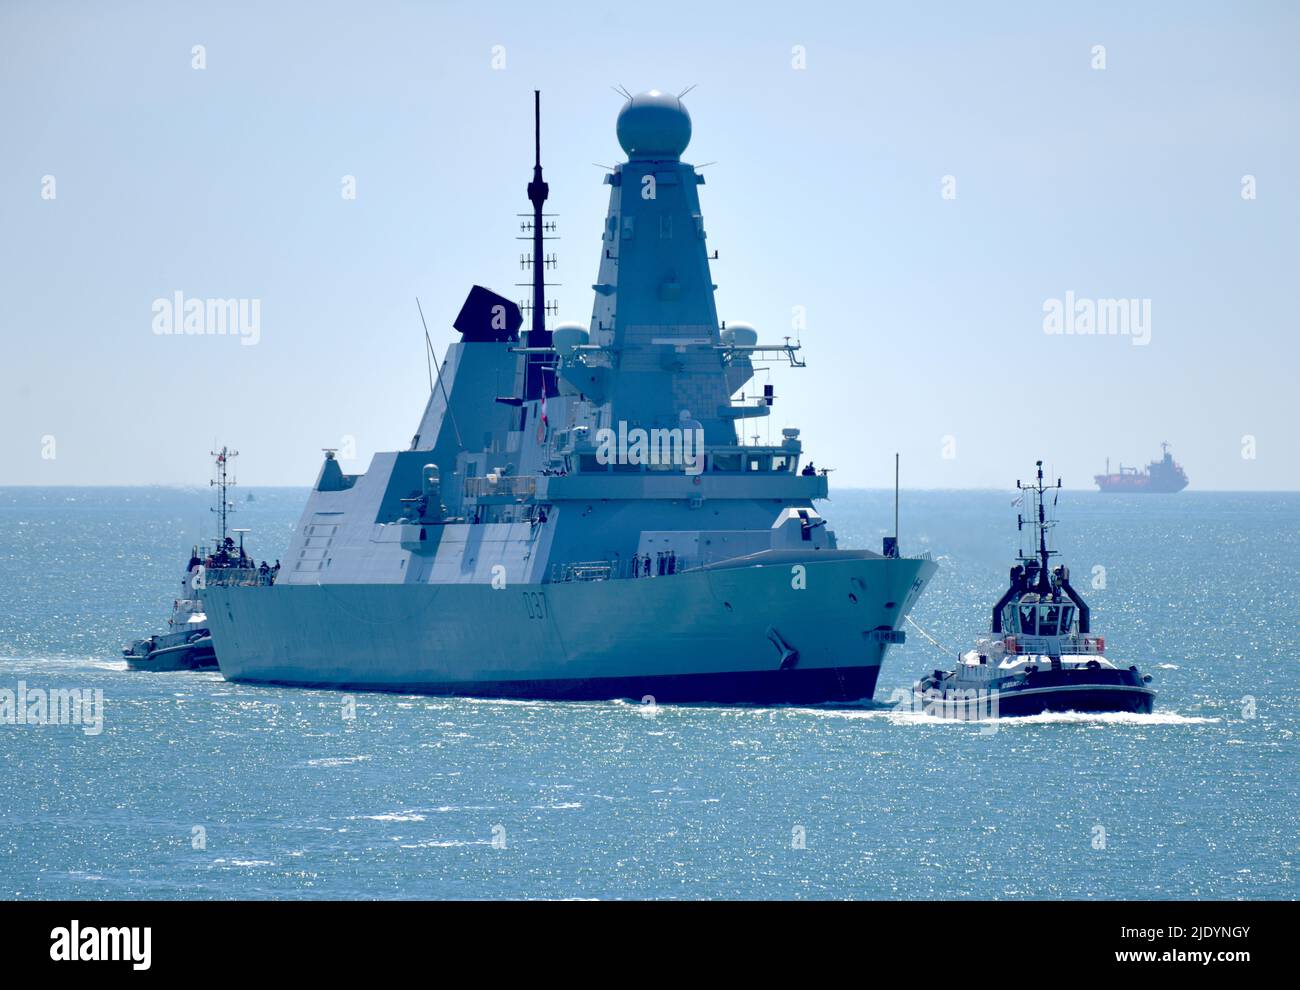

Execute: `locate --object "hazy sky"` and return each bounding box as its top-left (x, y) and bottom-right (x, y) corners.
top-left (2, 0), bottom-right (1297, 489)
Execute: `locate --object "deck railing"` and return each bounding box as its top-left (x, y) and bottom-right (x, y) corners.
top-left (463, 475), bottom-right (538, 498)
top-left (1004, 633), bottom-right (1105, 656)
top-left (548, 555), bottom-right (687, 583)
top-left (202, 566), bottom-right (277, 588)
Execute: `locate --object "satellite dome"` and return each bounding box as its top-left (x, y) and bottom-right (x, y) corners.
top-left (551, 321), bottom-right (589, 356)
top-left (727, 321), bottom-right (759, 347)
top-left (616, 90), bottom-right (691, 160)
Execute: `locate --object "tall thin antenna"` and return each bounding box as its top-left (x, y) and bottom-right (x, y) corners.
top-left (894, 452), bottom-right (900, 545)
top-left (530, 91), bottom-right (545, 343)
top-left (416, 297), bottom-right (463, 450)
top-left (1016, 459), bottom-right (1062, 593)
top-left (422, 310), bottom-right (433, 392)
top-left (534, 89), bottom-right (541, 167)
top-left (1037, 460), bottom-right (1049, 572)
top-left (522, 89), bottom-right (553, 402)
top-left (210, 446), bottom-right (237, 545)
top-left (881, 454), bottom-right (902, 558)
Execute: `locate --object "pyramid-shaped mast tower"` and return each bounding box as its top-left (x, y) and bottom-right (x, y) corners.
top-left (583, 90), bottom-right (740, 444)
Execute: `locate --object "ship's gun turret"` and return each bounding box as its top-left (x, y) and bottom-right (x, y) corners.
top-left (398, 463), bottom-right (446, 522)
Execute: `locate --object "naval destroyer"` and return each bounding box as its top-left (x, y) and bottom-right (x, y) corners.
top-left (203, 90), bottom-right (936, 703)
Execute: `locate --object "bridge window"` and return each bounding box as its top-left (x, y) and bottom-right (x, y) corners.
top-left (711, 453), bottom-right (741, 472)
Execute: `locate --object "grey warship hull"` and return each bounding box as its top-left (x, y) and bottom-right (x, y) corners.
top-left (206, 90), bottom-right (937, 705)
top-left (208, 551), bottom-right (933, 703)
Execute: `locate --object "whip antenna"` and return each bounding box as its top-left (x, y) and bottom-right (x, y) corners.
top-left (417, 297), bottom-right (463, 450)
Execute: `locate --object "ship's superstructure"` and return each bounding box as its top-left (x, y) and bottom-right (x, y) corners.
top-left (124, 447), bottom-right (271, 671)
top-left (203, 90), bottom-right (936, 702)
top-left (1094, 442), bottom-right (1188, 493)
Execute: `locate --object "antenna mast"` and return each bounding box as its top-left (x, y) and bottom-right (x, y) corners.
top-left (882, 453), bottom-right (901, 559)
top-left (894, 452), bottom-right (900, 546)
top-left (528, 89), bottom-right (547, 345)
top-left (1016, 459), bottom-right (1061, 590)
top-left (1036, 460), bottom-right (1050, 573)
top-left (210, 446), bottom-right (238, 544)
top-left (518, 89), bottom-right (557, 401)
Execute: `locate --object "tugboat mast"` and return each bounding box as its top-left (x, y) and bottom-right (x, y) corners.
top-left (1017, 459), bottom-right (1060, 594)
top-left (210, 446), bottom-right (238, 545)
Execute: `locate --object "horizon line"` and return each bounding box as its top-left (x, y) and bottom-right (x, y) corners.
top-left (2, 483), bottom-right (1297, 494)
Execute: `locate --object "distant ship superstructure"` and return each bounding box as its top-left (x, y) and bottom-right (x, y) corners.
top-left (203, 90), bottom-right (936, 703)
top-left (1094, 442), bottom-right (1188, 493)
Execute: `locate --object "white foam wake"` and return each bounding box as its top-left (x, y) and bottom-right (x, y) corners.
top-left (881, 709), bottom-right (1220, 727)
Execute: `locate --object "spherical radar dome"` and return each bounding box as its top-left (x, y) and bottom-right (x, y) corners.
top-left (616, 90), bottom-right (691, 160)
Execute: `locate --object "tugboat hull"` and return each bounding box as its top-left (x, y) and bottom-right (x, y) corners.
top-left (920, 667), bottom-right (1156, 719)
top-left (986, 683), bottom-right (1155, 717)
top-left (1011, 665), bottom-right (1155, 711)
top-left (123, 633), bottom-right (217, 672)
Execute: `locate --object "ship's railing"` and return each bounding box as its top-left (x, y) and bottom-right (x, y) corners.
top-left (464, 475), bottom-right (538, 498)
top-left (907, 550), bottom-right (933, 561)
top-left (548, 555), bottom-right (688, 583)
top-left (202, 566), bottom-right (277, 588)
top-left (550, 561), bottom-right (614, 583)
top-left (1004, 633), bottom-right (1105, 656)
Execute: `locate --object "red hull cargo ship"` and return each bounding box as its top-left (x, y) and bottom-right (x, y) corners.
top-left (1094, 442), bottom-right (1188, 493)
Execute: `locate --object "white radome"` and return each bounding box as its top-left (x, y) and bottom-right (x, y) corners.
top-left (616, 90), bottom-right (692, 159)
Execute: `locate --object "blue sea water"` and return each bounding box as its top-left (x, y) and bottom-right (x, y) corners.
top-left (0, 486), bottom-right (1295, 900)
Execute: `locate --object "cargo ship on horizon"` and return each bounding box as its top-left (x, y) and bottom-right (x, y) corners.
top-left (1094, 442), bottom-right (1188, 493)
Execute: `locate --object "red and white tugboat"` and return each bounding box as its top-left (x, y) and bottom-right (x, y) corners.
top-left (916, 461), bottom-right (1155, 719)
